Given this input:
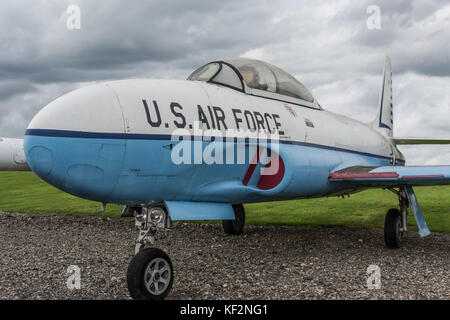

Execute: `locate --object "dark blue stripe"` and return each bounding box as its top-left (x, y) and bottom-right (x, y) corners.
top-left (26, 129), bottom-right (169, 140)
top-left (25, 128), bottom-right (395, 161)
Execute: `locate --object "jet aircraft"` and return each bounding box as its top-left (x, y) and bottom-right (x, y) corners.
top-left (0, 57), bottom-right (449, 300)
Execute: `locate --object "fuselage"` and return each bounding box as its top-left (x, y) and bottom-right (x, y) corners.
top-left (23, 79), bottom-right (404, 205)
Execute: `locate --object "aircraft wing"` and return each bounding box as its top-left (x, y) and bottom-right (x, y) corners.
top-left (391, 138), bottom-right (450, 145)
top-left (328, 165), bottom-right (450, 187)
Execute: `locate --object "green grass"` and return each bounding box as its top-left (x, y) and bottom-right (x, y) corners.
top-left (1, 172), bottom-right (449, 233)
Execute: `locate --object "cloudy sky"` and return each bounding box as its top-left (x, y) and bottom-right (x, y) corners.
top-left (1, 0), bottom-right (449, 164)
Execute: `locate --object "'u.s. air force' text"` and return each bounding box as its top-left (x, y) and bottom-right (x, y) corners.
top-left (143, 99), bottom-right (284, 134)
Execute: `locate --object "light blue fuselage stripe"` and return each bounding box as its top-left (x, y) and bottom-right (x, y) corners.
top-left (25, 129), bottom-right (392, 161)
top-left (24, 130), bottom-right (396, 206)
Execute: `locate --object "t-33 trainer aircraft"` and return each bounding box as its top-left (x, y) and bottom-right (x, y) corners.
top-left (0, 57), bottom-right (449, 299)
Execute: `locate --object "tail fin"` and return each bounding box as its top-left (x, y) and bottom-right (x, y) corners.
top-left (372, 56), bottom-right (393, 137)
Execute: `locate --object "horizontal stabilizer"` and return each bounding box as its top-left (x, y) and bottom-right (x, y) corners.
top-left (392, 138), bottom-right (450, 145)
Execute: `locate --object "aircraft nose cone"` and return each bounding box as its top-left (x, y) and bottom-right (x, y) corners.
top-left (24, 83), bottom-right (125, 201)
top-left (25, 83), bottom-right (124, 137)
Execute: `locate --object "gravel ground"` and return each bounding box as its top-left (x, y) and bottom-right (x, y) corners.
top-left (0, 212), bottom-right (448, 300)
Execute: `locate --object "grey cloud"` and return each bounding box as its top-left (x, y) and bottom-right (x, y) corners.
top-left (0, 0), bottom-right (280, 82)
top-left (0, 80), bottom-right (36, 101)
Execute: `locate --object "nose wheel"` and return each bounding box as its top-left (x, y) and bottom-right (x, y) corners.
top-left (127, 247), bottom-right (173, 300)
top-left (127, 206), bottom-right (173, 300)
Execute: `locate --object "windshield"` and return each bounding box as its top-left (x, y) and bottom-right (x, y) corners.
top-left (188, 62), bottom-right (243, 91)
top-left (188, 63), bottom-right (221, 81)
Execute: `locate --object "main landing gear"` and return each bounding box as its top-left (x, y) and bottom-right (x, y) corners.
top-left (126, 206), bottom-right (174, 300)
top-left (384, 187), bottom-right (410, 249)
top-left (222, 204), bottom-right (245, 235)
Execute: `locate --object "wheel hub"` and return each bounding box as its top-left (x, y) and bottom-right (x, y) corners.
top-left (144, 257), bottom-right (171, 296)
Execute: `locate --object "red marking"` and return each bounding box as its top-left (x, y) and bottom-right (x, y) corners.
top-left (242, 163), bottom-right (257, 186)
top-left (243, 147), bottom-right (264, 186)
top-left (257, 156), bottom-right (285, 190)
top-left (284, 104), bottom-right (297, 117)
top-left (328, 172), bottom-right (399, 180)
top-left (402, 175), bottom-right (444, 179)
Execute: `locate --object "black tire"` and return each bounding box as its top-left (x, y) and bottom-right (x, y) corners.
top-left (127, 248), bottom-right (173, 300)
top-left (384, 208), bottom-right (403, 249)
top-left (222, 204), bottom-right (245, 235)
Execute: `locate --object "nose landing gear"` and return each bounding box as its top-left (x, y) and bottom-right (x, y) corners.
top-left (126, 206), bottom-right (174, 300)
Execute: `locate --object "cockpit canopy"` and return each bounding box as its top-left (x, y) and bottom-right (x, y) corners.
top-left (188, 58), bottom-right (315, 105)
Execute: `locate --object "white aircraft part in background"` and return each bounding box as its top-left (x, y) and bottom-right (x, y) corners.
top-left (0, 138), bottom-right (29, 171)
